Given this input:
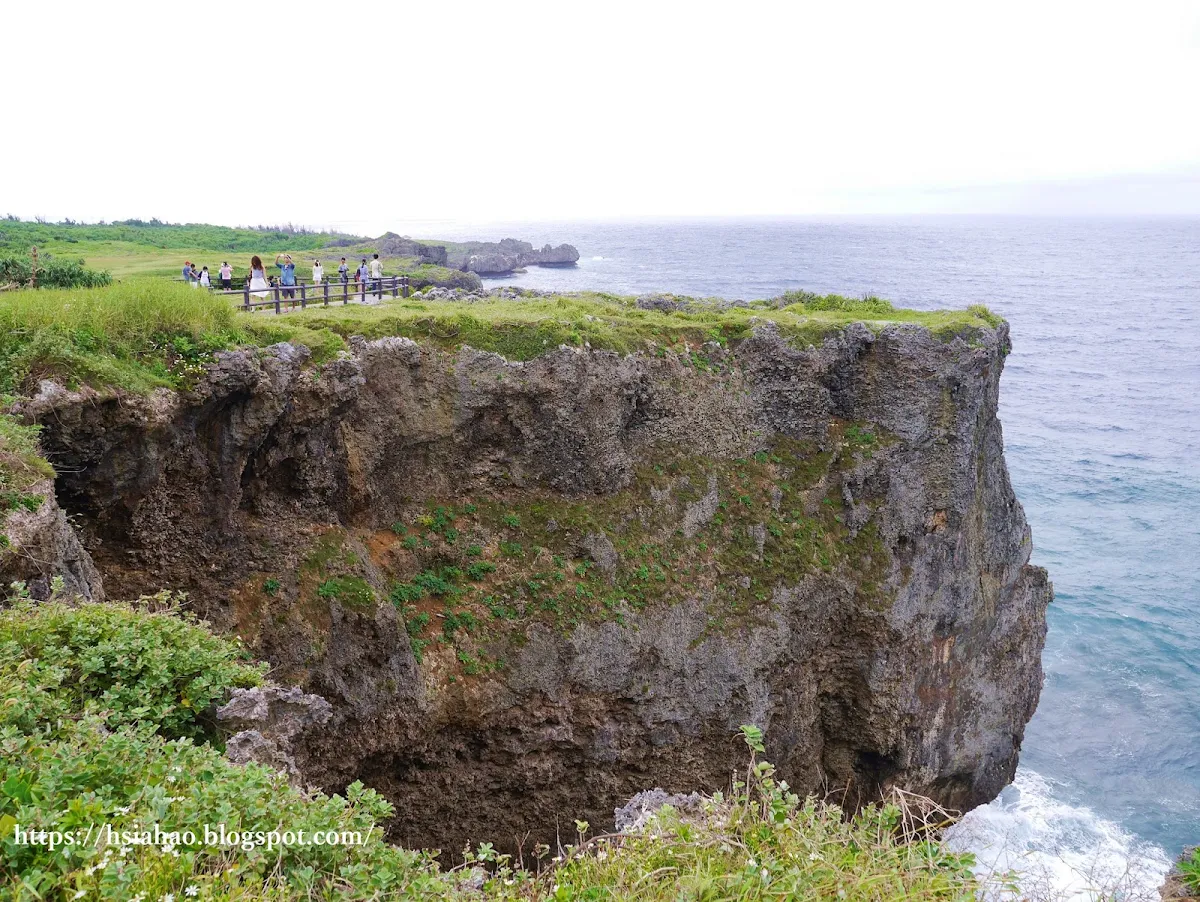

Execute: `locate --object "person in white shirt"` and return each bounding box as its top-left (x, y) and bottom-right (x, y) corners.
top-left (219, 262), bottom-right (233, 289)
top-left (368, 253), bottom-right (383, 298)
top-left (312, 260), bottom-right (323, 285)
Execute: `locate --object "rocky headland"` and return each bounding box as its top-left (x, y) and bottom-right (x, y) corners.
top-left (364, 234), bottom-right (580, 276)
top-left (2, 301), bottom-right (1050, 856)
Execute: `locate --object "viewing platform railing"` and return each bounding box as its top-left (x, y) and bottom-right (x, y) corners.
top-left (179, 276), bottom-right (411, 313)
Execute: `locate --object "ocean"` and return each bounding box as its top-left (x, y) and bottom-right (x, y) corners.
top-left (406, 215), bottom-right (1200, 897)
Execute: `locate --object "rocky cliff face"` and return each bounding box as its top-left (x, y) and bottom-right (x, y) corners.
top-left (10, 320), bottom-right (1050, 855)
top-left (0, 477), bottom-right (104, 603)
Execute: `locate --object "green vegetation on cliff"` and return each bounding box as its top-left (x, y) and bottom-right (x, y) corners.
top-left (363, 429), bottom-right (890, 677)
top-left (0, 281), bottom-right (1000, 396)
top-left (1180, 848), bottom-right (1200, 893)
top-left (0, 593), bottom-right (987, 901)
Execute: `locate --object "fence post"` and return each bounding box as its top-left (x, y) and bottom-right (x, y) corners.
top-left (343, 280), bottom-right (348, 305)
top-left (274, 285), bottom-right (281, 315)
top-left (324, 281), bottom-right (330, 306)
top-left (243, 284), bottom-right (250, 311)
top-left (300, 283), bottom-right (307, 309)
top-left (360, 279), bottom-right (366, 303)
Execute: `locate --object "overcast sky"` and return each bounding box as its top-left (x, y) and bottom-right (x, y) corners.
top-left (6, 0), bottom-right (1200, 231)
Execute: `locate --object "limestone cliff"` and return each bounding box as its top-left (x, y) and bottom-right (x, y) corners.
top-left (9, 319), bottom-right (1050, 854)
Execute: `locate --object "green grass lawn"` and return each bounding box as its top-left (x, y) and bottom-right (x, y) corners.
top-left (0, 220), bottom-right (477, 287)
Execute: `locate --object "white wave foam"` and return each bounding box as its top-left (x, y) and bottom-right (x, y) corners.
top-left (945, 769), bottom-right (1171, 901)
top-left (591, 255), bottom-right (605, 260)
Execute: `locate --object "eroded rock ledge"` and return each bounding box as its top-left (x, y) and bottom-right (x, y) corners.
top-left (11, 320), bottom-right (1051, 855)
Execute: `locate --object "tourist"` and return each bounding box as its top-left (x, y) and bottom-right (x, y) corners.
top-left (338, 257), bottom-right (349, 284)
top-left (274, 253), bottom-right (297, 305)
top-left (189, 263), bottom-right (200, 288)
top-left (248, 255), bottom-right (270, 300)
top-left (198, 266), bottom-right (211, 288)
top-left (181, 261), bottom-right (192, 285)
top-left (312, 259), bottom-right (323, 285)
top-left (357, 258), bottom-right (370, 300)
top-left (219, 261), bottom-right (233, 290)
top-left (369, 253), bottom-right (383, 297)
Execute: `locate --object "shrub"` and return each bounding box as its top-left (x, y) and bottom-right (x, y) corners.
top-left (544, 726), bottom-right (980, 900)
top-left (0, 254), bottom-right (112, 290)
top-left (0, 720), bottom-right (465, 901)
top-left (0, 594), bottom-right (265, 742)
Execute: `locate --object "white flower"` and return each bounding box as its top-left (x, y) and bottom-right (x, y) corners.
top-left (809, 852), bottom-right (820, 861)
top-left (163, 895), bottom-right (176, 902)
top-left (184, 887), bottom-right (199, 898)
top-left (762, 868), bottom-right (769, 880)
top-left (115, 806), bottom-right (131, 815)
top-left (74, 892), bottom-right (86, 899)
top-left (747, 857), bottom-right (756, 868)
top-left (166, 775), bottom-right (177, 783)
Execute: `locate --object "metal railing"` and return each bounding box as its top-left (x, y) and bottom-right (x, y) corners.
top-left (184, 275), bottom-right (411, 313)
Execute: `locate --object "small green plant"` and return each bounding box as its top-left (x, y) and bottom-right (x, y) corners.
top-left (443, 610), bottom-right (479, 639)
top-left (846, 424), bottom-right (876, 447)
top-left (262, 577), bottom-right (281, 595)
top-left (0, 492), bottom-right (42, 513)
top-left (467, 561), bottom-right (497, 580)
top-left (1181, 849), bottom-right (1200, 892)
top-left (402, 535), bottom-right (418, 550)
top-left (500, 541), bottom-right (524, 558)
top-left (316, 576), bottom-right (374, 608)
top-left (502, 513), bottom-right (521, 528)
top-left (465, 544), bottom-right (483, 557)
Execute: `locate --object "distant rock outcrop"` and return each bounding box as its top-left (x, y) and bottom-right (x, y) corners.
top-left (362, 234), bottom-right (579, 275)
top-left (451, 238), bottom-right (580, 274)
top-left (374, 233), bottom-right (449, 266)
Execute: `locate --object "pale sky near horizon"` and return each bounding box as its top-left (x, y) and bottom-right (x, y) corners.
top-left (5, 0), bottom-right (1200, 231)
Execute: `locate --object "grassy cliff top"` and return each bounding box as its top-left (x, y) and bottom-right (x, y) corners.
top-left (0, 282), bottom-right (1001, 396)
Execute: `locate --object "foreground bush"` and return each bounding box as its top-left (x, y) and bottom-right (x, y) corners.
top-left (0, 594), bottom-right (265, 742)
top-left (541, 727), bottom-right (980, 901)
top-left (0, 721), bottom-right (467, 901)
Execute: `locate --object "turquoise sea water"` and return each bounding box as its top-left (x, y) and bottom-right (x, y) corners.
top-left (411, 216), bottom-right (1199, 894)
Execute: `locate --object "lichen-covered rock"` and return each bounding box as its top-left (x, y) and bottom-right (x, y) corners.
top-left (23, 318), bottom-right (1050, 857)
top-left (218, 685), bottom-right (333, 780)
top-left (614, 788), bottom-right (707, 832)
